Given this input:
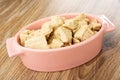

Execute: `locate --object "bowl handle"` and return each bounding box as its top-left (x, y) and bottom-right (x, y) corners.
top-left (99, 15), bottom-right (115, 33)
top-left (6, 37), bottom-right (23, 57)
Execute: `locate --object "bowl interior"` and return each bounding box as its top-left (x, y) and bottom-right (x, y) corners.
top-left (16, 14), bottom-right (103, 50)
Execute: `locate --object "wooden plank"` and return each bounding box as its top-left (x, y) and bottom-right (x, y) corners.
top-left (0, 0), bottom-right (120, 80)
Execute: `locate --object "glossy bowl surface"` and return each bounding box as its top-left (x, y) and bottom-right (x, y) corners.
top-left (6, 13), bottom-right (115, 72)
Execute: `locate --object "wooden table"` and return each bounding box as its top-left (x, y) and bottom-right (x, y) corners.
top-left (0, 0), bottom-right (120, 80)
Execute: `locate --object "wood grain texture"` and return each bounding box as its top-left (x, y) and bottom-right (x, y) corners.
top-left (0, 0), bottom-right (120, 80)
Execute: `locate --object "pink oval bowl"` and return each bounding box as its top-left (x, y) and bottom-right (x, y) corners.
top-left (6, 13), bottom-right (115, 72)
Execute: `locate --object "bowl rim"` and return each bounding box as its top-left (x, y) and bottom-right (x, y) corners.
top-left (15, 13), bottom-right (105, 52)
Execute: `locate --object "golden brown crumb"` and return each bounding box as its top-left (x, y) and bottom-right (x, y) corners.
top-left (25, 35), bottom-right (49, 49)
top-left (51, 16), bottom-right (65, 28)
top-left (49, 38), bottom-right (64, 48)
top-left (54, 26), bottom-right (72, 43)
top-left (73, 38), bottom-right (80, 44)
top-left (74, 25), bottom-right (88, 39)
top-left (89, 19), bottom-right (101, 31)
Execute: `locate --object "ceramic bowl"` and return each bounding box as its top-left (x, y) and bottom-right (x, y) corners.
top-left (6, 13), bottom-right (115, 72)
